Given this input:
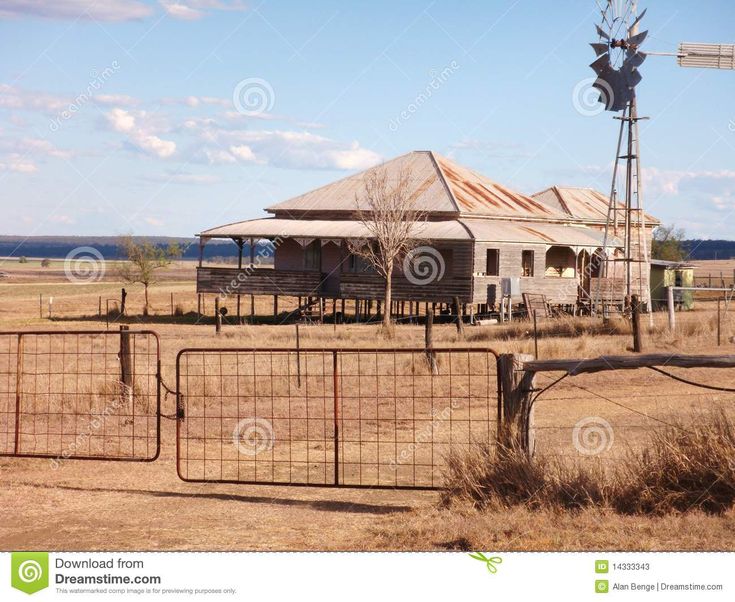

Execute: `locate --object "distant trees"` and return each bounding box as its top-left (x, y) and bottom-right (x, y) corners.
top-left (652, 225), bottom-right (686, 262)
top-left (18, 256), bottom-right (27, 264)
top-left (118, 236), bottom-right (181, 316)
top-left (41, 258), bottom-right (51, 267)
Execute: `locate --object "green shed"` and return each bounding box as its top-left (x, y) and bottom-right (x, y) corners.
top-left (650, 259), bottom-right (695, 311)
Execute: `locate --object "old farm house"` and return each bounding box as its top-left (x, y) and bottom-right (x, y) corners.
top-left (196, 151), bottom-right (658, 319)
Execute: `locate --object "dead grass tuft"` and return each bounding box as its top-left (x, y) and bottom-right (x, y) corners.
top-left (615, 410), bottom-right (735, 515)
top-left (443, 412), bottom-right (735, 515)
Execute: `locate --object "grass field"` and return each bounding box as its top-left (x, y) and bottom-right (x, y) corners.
top-left (1, 259), bottom-right (735, 551)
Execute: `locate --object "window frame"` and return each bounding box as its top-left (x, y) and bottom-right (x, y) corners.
top-left (521, 250), bottom-right (535, 278)
top-left (486, 248), bottom-right (500, 277)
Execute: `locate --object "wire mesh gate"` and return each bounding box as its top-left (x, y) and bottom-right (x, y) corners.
top-left (176, 347), bottom-right (500, 489)
top-left (0, 330), bottom-right (161, 462)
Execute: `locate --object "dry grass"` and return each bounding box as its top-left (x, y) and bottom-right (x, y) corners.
top-left (442, 412), bottom-right (735, 516)
top-left (1, 265), bottom-right (735, 550)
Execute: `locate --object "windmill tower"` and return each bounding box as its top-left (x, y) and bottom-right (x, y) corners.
top-left (589, 1), bottom-right (735, 316)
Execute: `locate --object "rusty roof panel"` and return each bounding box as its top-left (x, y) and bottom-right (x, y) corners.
top-left (266, 151), bottom-right (458, 215)
top-left (532, 186), bottom-right (659, 224)
top-left (433, 154), bottom-right (566, 219)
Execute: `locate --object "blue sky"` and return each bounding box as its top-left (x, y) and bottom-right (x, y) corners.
top-left (0, 0), bottom-right (733, 238)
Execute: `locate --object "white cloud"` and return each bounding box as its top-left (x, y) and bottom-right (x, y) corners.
top-left (0, 84), bottom-right (68, 114)
top-left (190, 124), bottom-right (382, 170)
top-left (644, 167), bottom-right (735, 198)
top-left (146, 171), bottom-right (220, 184)
top-left (0, 136), bottom-right (71, 173)
top-left (105, 108), bottom-right (176, 159)
top-left (0, 0), bottom-right (153, 21)
top-left (158, 0), bottom-right (247, 21)
top-left (229, 144), bottom-right (256, 162)
top-left (0, 153), bottom-right (37, 173)
top-left (94, 94), bottom-right (139, 107)
top-left (107, 108), bottom-right (137, 133)
top-left (159, 1), bottom-right (204, 20)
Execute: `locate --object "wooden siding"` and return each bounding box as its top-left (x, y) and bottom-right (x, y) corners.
top-left (197, 267), bottom-right (323, 297)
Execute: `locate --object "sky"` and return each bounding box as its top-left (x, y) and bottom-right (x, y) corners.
top-left (0, 0), bottom-right (733, 239)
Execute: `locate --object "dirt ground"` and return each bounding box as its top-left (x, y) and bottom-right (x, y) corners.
top-left (1, 259), bottom-right (735, 551)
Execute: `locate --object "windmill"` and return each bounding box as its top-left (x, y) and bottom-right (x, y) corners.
top-left (589, 0), bottom-right (735, 317)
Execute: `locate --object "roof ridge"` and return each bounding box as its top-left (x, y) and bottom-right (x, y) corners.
top-left (265, 150), bottom-right (419, 213)
top-left (427, 150), bottom-right (461, 213)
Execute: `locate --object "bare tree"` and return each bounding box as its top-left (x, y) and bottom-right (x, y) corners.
top-left (348, 167), bottom-right (426, 332)
top-left (118, 236), bottom-right (181, 316)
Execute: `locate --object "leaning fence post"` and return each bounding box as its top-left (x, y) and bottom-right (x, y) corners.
top-left (667, 286), bottom-right (676, 332)
top-left (119, 325), bottom-right (133, 406)
top-left (498, 353), bottom-right (535, 457)
top-left (424, 312), bottom-right (438, 375)
top-left (631, 294), bottom-right (643, 352)
top-left (453, 296), bottom-right (464, 338)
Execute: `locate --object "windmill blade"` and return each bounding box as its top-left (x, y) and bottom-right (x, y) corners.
top-left (626, 30), bottom-right (648, 49)
top-left (590, 54), bottom-right (612, 76)
top-left (590, 42), bottom-right (609, 56)
top-left (627, 8), bottom-right (647, 37)
top-left (621, 65), bottom-right (643, 89)
top-left (596, 24), bottom-right (610, 40)
top-left (624, 50), bottom-right (647, 70)
top-left (678, 42), bottom-right (735, 70)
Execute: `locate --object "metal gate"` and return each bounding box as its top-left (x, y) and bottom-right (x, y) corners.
top-left (0, 330), bottom-right (161, 463)
top-left (176, 347), bottom-right (500, 489)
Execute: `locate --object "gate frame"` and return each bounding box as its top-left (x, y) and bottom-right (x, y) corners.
top-left (0, 329), bottom-right (162, 463)
top-left (175, 346), bottom-right (502, 490)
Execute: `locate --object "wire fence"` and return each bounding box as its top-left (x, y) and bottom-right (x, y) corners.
top-left (529, 364), bottom-right (735, 463)
top-left (176, 347), bottom-right (500, 489)
top-left (0, 330), bottom-right (160, 462)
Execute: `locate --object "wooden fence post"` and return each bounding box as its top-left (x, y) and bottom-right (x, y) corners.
top-left (215, 297), bottom-right (222, 334)
top-left (667, 286), bottom-right (676, 332)
top-left (498, 353), bottom-right (535, 457)
top-left (631, 294), bottom-right (643, 352)
top-left (453, 296), bottom-right (465, 338)
top-left (717, 297), bottom-right (722, 347)
top-left (295, 323), bottom-right (302, 387)
top-left (424, 312), bottom-right (438, 375)
top-left (119, 325), bottom-right (133, 405)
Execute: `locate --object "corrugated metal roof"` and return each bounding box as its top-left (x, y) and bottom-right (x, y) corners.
top-left (199, 217), bottom-right (473, 240)
top-left (266, 151), bottom-right (569, 220)
top-left (433, 155), bottom-right (565, 219)
top-left (532, 186), bottom-right (660, 224)
top-left (200, 216), bottom-right (618, 247)
top-left (461, 218), bottom-right (621, 247)
top-left (266, 151), bottom-right (457, 215)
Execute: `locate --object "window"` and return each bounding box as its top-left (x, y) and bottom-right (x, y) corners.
top-left (304, 240), bottom-right (321, 270)
top-left (521, 250), bottom-right (534, 277)
top-left (486, 249), bottom-right (499, 276)
top-left (347, 252), bottom-right (373, 273)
